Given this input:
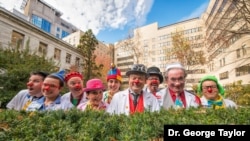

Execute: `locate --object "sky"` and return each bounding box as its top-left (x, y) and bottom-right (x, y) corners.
top-left (0, 0), bottom-right (210, 44)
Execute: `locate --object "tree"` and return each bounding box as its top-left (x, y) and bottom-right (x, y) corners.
top-left (169, 30), bottom-right (206, 70)
top-left (206, 0), bottom-right (250, 47)
top-left (118, 28), bottom-right (142, 64)
top-left (77, 29), bottom-right (103, 84)
top-left (0, 39), bottom-right (58, 108)
top-left (225, 80), bottom-right (250, 106)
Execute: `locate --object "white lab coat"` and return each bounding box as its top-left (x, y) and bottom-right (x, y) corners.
top-left (106, 88), bottom-right (160, 115)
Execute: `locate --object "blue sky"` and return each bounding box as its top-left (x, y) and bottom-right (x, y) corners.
top-left (0, 0), bottom-right (209, 44)
top-left (98, 0), bottom-right (210, 44)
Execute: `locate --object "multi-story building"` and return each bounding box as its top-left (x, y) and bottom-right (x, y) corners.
top-left (202, 0), bottom-right (250, 85)
top-left (21, 0), bottom-right (77, 39)
top-left (1, 0), bottom-right (113, 78)
top-left (115, 0), bottom-right (250, 88)
top-left (0, 7), bottom-right (83, 71)
top-left (115, 19), bottom-right (206, 89)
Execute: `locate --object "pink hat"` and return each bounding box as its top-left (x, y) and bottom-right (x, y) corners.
top-left (83, 78), bottom-right (105, 92)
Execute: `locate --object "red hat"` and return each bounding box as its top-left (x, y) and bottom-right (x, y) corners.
top-left (107, 63), bottom-right (122, 82)
top-left (64, 71), bottom-right (83, 82)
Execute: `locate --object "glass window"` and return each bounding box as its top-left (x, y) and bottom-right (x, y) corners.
top-left (31, 14), bottom-right (51, 33)
top-left (66, 53), bottom-right (71, 64)
top-left (11, 30), bottom-right (25, 48)
top-left (54, 48), bottom-right (61, 60)
top-left (38, 42), bottom-right (48, 56)
top-left (75, 57), bottom-right (80, 66)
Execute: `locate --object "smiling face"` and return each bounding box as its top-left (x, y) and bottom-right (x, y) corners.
top-left (107, 79), bottom-right (121, 94)
top-left (26, 74), bottom-right (44, 97)
top-left (202, 80), bottom-right (219, 100)
top-left (165, 68), bottom-right (185, 94)
top-left (42, 77), bottom-right (61, 100)
top-left (86, 89), bottom-right (103, 107)
top-left (128, 73), bottom-right (146, 94)
top-left (146, 74), bottom-right (160, 93)
top-left (67, 76), bottom-right (84, 98)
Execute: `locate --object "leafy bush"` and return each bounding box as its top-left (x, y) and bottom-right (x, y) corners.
top-left (0, 42), bottom-right (58, 108)
top-left (0, 108), bottom-right (249, 141)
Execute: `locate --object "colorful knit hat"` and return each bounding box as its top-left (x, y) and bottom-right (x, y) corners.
top-left (64, 71), bottom-right (83, 82)
top-left (197, 75), bottom-right (225, 96)
top-left (107, 63), bottom-right (122, 82)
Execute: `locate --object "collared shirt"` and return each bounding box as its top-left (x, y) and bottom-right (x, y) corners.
top-left (169, 88), bottom-right (186, 108)
top-left (6, 89), bottom-right (44, 110)
top-left (26, 95), bottom-right (63, 111)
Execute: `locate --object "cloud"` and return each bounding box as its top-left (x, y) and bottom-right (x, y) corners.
top-left (0, 0), bottom-right (154, 36)
top-left (180, 1), bottom-right (209, 21)
top-left (44, 0), bottom-right (154, 35)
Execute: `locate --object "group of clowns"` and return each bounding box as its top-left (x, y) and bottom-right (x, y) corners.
top-left (6, 62), bottom-right (237, 115)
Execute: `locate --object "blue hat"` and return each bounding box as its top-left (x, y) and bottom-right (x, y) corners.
top-left (51, 70), bottom-right (65, 83)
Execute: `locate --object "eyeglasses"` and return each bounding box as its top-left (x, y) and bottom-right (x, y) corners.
top-left (42, 83), bottom-right (59, 89)
top-left (169, 77), bottom-right (185, 83)
top-left (202, 85), bottom-right (217, 89)
top-left (131, 64), bottom-right (147, 72)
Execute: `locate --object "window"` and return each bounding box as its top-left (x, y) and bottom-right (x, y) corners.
top-left (31, 14), bottom-right (51, 33)
top-left (236, 49), bottom-right (241, 58)
top-left (242, 44), bottom-right (247, 56)
top-left (11, 30), bottom-right (25, 48)
top-left (56, 34), bottom-right (60, 38)
top-left (66, 53), bottom-right (71, 64)
top-left (235, 64), bottom-right (250, 76)
top-left (219, 71), bottom-right (228, 80)
top-left (61, 30), bottom-right (69, 38)
top-left (75, 57), bottom-right (80, 66)
top-left (54, 48), bottom-right (61, 60)
top-left (38, 42), bottom-right (48, 56)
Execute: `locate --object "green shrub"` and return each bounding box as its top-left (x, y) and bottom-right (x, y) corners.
top-left (0, 108), bottom-right (249, 140)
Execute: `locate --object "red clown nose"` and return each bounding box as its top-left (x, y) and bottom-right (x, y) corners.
top-left (74, 83), bottom-right (81, 89)
top-left (207, 87), bottom-right (213, 93)
top-left (26, 82), bottom-right (33, 87)
top-left (133, 80), bottom-right (139, 85)
top-left (44, 86), bottom-right (50, 91)
top-left (152, 79), bottom-right (159, 84)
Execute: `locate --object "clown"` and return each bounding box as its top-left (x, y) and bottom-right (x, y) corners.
top-left (26, 70), bottom-right (66, 111)
top-left (77, 78), bottom-right (108, 111)
top-left (6, 71), bottom-right (49, 110)
top-left (144, 66), bottom-right (164, 106)
top-left (106, 64), bottom-right (160, 115)
top-left (160, 62), bottom-right (201, 110)
top-left (197, 75), bottom-right (237, 109)
top-left (103, 63), bottom-right (122, 104)
top-left (61, 71), bottom-right (88, 109)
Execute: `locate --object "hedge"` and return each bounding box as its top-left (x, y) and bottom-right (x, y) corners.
top-left (0, 108), bottom-right (249, 141)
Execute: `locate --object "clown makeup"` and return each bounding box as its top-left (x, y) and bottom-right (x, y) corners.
top-left (87, 90), bottom-right (103, 107)
top-left (42, 77), bottom-right (61, 100)
top-left (26, 75), bottom-right (44, 97)
top-left (146, 75), bottom-right (160, 93)
top-left (128, 74), bottom-right (146, 94)
top-left (67, 77), bottom-right (84, 99)
top-left (107, 79), bottom-right (121, 95)
top-left (166, 68), bottom-right (185, 94)
top-left (202, 80), bottom-right (219, 100)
